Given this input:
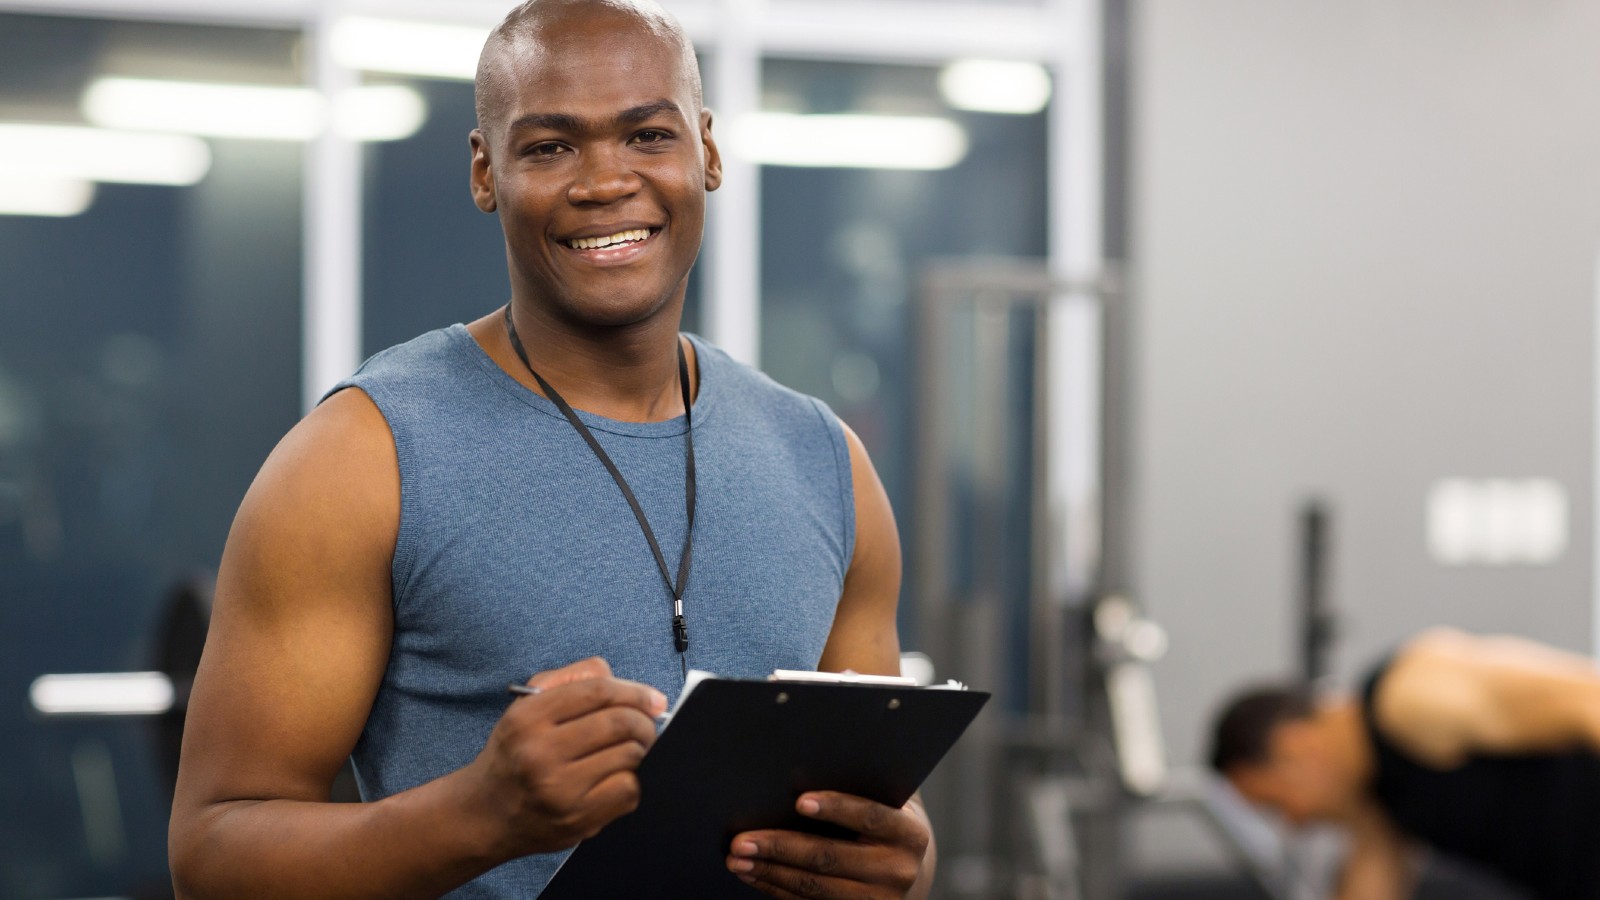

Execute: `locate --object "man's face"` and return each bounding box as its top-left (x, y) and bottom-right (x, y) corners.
top-left (470, 15), bottom-right (721, 328)
top-left (1227, 722), bottom-right (1351, 827)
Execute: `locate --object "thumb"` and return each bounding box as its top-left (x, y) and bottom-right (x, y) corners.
top-left (526, 656), bottom-right (614, 691)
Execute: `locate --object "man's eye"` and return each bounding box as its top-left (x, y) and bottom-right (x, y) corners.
top-left (634, 130), bottom-right (669, 145)
top-left (527, 142), bottom-right (567, 157)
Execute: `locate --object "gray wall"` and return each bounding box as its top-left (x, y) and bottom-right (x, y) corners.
top-left (1128, 0), bottom-right (1600, 872)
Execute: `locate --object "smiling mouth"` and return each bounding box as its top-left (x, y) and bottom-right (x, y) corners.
top-left (563, 227), bottom-right (659, 251)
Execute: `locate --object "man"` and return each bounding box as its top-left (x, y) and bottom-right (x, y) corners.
top-left (1210, 628), bottom-right (1600, 900)
top-left (167, 1), bottom-right (933, 896)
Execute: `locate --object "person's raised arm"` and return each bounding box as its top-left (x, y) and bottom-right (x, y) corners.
top-left (1376, 628), bottom-right (1600, 767)
top-left (169, 389), bottom-right (667, 899)
top-left (727, 423), bottom-right (936, 900)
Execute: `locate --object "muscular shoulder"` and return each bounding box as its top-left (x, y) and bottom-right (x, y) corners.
top-left (224, 387), bottom-right (400, 604)
top-left (1378, 627), bottom-right (1600, 764)
top-left (1370, 629), bottom-right (1480, 764)
top-left (1374, 628), bottom-right (1562, 766)
top-left (177, 387), bottom-right (400, 820)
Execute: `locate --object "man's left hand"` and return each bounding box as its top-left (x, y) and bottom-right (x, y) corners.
top-left (726, 791), bottom-right (931, 899)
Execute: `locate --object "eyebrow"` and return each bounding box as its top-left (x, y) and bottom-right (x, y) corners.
top-left (506, 99), bottom-right (685, 138)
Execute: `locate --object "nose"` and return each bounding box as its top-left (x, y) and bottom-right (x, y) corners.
top-left (567, 147), bottom-right (642, 205)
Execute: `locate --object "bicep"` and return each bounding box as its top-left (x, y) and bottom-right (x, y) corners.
top-left (816, 423), bottom-right (903, 678)
top-left (175, 389), bottom-right (399, 810)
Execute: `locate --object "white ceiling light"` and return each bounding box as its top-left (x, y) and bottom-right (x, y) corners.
top-left (85, 77), bottom-right (324, 141)
top-left (0, 123), bottom-right (211, 186)
top-left (29, 672), bottom-right (175, 716)
top-left (939, 59), bottom-right (1052, 115)
top-left (728, 113), bottom-right (968, 171)
top-left (0, 176), bottom-right (96, 217)
top-left (83, 78), bottom-right (427, 143)
top-left (333, 86), bottom-right (428, 141)
top-left (330, 16), bottom-right (488, 81)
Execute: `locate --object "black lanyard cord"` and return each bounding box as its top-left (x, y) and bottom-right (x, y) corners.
top-left (502, 304), bottom-right (696, 677)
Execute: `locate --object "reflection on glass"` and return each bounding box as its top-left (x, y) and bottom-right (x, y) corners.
top-left (0, 13), bottom-right (304, 898)
top-left (757, 58), bottom-right (1050, 642)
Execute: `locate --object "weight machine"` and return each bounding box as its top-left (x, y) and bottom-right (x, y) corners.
top-left (912, 260), bottom-right (1318, 900)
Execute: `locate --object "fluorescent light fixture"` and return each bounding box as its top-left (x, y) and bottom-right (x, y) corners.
top-left (85, 77), bottom-right (323, 141)
top-left (330, 16), bottom-right (488, 81)
top-left (83, 78), bottom-right (427, 143)
top-left (728, 113), bottom-right (968, 170)
top-left (1428, 478), bottom-right (1569, 565)
top-left (0, 176), bottom-right (96, 217)
top-left (333, 86), bottom-right (428, 141)
top-left (939, 59), bottom-right (1052, 115)
top-left (0, 123), bottom-right (210, 186)
top-left (30, 672), bottom-right (175, 716)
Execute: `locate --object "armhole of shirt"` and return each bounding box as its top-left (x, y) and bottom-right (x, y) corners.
top-left (325, 380), bottom-right (419, 612)
top-left (812, 397), bottom-right (857, 584)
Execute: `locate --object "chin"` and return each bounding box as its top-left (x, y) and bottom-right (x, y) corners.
top-left (557, 291), bottom-right (677, 330)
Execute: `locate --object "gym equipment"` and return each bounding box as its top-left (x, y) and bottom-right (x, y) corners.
top-left (912, 258), bottom-right (1125, 897)
top-left (911, 260), bottom-right (1316, 900)
top-left (28, 575), bottom-right (362, 806)
top-left (1298, 499), bottom-right (1337, 691)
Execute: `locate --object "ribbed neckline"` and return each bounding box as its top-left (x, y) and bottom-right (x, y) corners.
top-left (449, 323), bottom-right (719, 438)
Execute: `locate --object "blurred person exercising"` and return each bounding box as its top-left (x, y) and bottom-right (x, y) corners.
top-left (1210, 628), bottom-right (1600, 900)
top-left (168, 1), bottom-right (933, 897)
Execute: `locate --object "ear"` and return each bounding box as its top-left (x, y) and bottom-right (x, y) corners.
top-left (1226, 767), bottom-right (1271, 802)
top-left (1273, 720), bottom-right (1318, 760)
top-left (700, 107), bottom-right (723, 193)
top-left (469, 128), bottom-right (498, 213)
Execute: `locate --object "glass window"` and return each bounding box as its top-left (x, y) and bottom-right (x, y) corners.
top-left (0, 14), bottom-right (304, 897)
top-left (755, 58), bottom-right (1050, 640)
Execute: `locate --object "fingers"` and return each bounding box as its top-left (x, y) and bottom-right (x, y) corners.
top-left (727, 795), bottom-right (930, 898)
top-left (793, 792), bottom-right (927, 847)
top-left (729, 859), bottom-right (866, 900)
top-left (557, 705), bottom-right (660, 763)
top-left (480, 660), bottom-right (676, 855)
top-left (557, 753), bottom-right (649, 836)
top-left (513, 670), bottom-right (668, 724)
top-left (503, 677), bottom-right (665, 768)
top-left (526, 656), bottom-right (613, 692)
top-left (730, 831), bottom-right (872, 877)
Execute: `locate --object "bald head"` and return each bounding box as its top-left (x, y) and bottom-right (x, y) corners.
top-left (474, 0), bottom-right (702, 142)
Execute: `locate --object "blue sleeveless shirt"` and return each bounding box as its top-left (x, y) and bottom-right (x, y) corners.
top-left (327, 325), bottom-right (855, 897)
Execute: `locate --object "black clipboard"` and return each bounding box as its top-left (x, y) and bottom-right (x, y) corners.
top-left (538, 677), bottom-right (989, 899)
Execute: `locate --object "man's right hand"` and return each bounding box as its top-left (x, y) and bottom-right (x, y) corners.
top-left (467, 657), bottom-right (668, 858)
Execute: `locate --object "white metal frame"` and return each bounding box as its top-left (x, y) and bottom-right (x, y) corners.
top-left (1593, 248), bottom-right (1600, 657)
top-left (0, 0), bottom-right (1104, 545)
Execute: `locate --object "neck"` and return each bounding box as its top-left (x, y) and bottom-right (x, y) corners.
top-left (1319, 699), bottom-right (1378, 817)
top-left (473, 300), bottom-right (696, 423)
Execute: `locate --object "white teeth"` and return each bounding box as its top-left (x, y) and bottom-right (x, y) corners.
top-left (568, 228), bottom-right (652, 250)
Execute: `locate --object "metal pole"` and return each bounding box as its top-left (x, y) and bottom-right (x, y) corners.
top-left (302, 5), bottom-right (363, 412)
top-left (705, 0), bottom-right (761, 367)
top-left (1298, 500), bottom-right (1335, 688)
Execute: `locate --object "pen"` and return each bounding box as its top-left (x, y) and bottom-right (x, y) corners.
top-left (507, 682), bottom-right (672, 722)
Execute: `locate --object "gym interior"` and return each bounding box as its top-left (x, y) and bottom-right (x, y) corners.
top-left (3, 1), bottom-right (1598, 898)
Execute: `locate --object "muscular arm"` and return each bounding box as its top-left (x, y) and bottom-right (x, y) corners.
top-left (729, 423), bottom-right (935, 900)
top-left (169, 389), bottom-right (665, 899)
top-left (1333, 803), bottom-right (1416, 900)
top-left (1377, 628), bottom-right (1600, 767)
